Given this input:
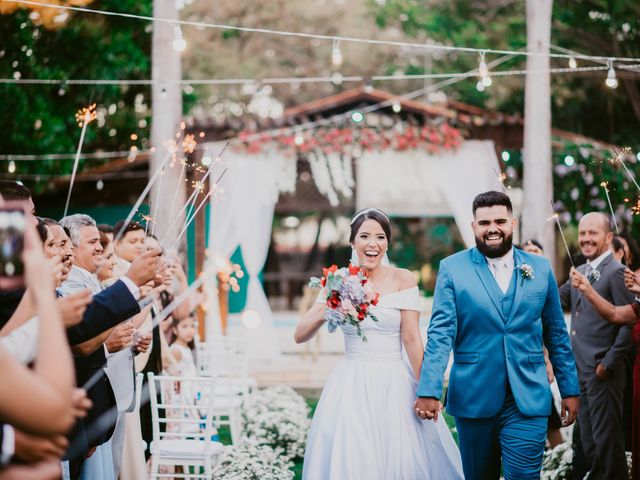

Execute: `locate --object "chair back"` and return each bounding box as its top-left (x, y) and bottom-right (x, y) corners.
top-left (147, 373), bottom-right (218, 444)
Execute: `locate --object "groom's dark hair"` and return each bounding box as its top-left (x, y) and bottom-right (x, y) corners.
top-left (472, 191), bottom-right (512, 216)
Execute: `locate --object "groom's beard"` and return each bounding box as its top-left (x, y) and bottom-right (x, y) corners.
top-left (475, 231), bottom-right (513, 258)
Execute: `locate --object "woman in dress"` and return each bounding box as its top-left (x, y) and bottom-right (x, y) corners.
top-left (295, 208), bottom-right (463, 480)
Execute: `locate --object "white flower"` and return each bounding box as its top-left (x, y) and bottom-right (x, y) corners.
top-left (241, 386), bottom-right (311, 462)
top-left (517, 263), bottom-right (535, 286)
top-left (588, 268), bottom-right (601, 283)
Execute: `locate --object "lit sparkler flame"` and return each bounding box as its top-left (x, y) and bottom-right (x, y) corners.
top-left (75, 103), bottom-right (97, 127)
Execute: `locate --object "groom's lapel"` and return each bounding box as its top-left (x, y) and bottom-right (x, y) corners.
top-left (471, 248), bottom-right (505, 321)
top-left (507, 248), bottom-right (528, 323)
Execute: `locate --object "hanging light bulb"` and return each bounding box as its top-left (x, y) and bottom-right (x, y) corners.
top-left (478, 50), bottom-right (492, 89)
top-left (476, 80), bottom-right (486, 92)
top-left (172, 25), bottom-right (187, 52)
top-left (331, 40), bottom-right (343, 67)
top-left (568, 56), bottom-right (577, 69)
top-left (8, 161), bottom-right (16, 173)
top-left (605, 59), bottom-right (618, 89)
top-left (96, 180), bottom-right (104, 191)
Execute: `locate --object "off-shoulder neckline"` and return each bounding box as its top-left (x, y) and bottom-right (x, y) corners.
top-left (378, 286), bottom-right (419, 299)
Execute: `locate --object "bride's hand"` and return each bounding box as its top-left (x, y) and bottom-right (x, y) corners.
top-left (414, 397), bottom-right (440, 422)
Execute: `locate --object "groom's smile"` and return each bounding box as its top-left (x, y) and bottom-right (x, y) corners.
top-left (472, 205), bottom-right (516, 259)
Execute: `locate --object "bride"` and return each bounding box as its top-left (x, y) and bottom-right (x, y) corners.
top-left (295, 208), bottom-right (463, 480)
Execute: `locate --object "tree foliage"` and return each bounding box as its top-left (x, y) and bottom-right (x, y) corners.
top-left (0, 0), bottom-right (153, 181)
top-left (369, 0), bottom-right (640, 147)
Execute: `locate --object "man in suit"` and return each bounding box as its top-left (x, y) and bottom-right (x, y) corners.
top-left (415, 191), bottom-right (580, 480)
top-left (559, 212), bottom-right (633, 480)
top-left (59, 214), bottom-right (160, 478)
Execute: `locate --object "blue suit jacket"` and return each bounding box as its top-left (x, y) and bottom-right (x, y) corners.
top-left (417, 247), bottom-right (580, 418)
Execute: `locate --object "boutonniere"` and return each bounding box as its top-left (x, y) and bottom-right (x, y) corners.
top-left (588, 268), bottom-right (601, 283)
top-left (517, 263), bottom-right (535, 286)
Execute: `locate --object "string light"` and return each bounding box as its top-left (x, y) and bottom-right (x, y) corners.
top-left (605, 59), bottom-right (618, 89)
top-left (172, 25), bottom-right (187, 52)
top-left (478, 50), bottom-right (492, 88)
top-left (331, 39), bottom-right (343, 67)
top-left (8, 161), bottom-right (16, 173)
top-left (568, 56), bottom-right (578, 69)
top-left (7, 0), bottom-right (640, 64)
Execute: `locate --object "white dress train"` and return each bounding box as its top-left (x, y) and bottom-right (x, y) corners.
top-left (302, 287), bottom-right (464, 480)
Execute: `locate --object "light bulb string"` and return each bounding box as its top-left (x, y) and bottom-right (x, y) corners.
top-left (5, 0), bottom-right (640, 64)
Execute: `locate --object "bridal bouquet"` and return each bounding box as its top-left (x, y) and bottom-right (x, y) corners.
top-left (309, 264), bottom-right (380, 341)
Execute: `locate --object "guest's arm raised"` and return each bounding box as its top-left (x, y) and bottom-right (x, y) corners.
top-left (571, 268), bottom-right (637, 325)
top-left (0, 226), bottom-right (74, 435)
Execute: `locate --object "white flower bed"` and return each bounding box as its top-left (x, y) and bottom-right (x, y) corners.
top-left (241, 385), bottom-right (311, 461)
top-left (213, 442), bottom-right (294, 480)
top-left (541, 442), bottom-right (633, 480)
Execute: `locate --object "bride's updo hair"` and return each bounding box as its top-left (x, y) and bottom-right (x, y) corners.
top-left (349, 208), bottom-right (391, 243)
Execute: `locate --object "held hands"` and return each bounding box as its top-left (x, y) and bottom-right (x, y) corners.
top-left (125, 248), bottom-right (162, 287)
top-left (570, 267), bottom-right (591, 293)
top-left (413, 397), bottom-right (442, 422)
top-left (561, 396), bottom-right (579, 427)
top-left (105, 321), bottom-right (135, 353)
top-left (623, 268), bottom-right (640, 294)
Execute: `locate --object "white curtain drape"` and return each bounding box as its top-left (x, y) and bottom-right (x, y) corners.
top-left (356, 140), bottom-right (503, 247)
top-left (236, 153), bottom-right (281, 359)
top-left (204, 142), bottom-right (281, 358)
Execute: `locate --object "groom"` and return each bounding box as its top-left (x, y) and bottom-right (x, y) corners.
top-left (415, 191), bottom-right (580, 480)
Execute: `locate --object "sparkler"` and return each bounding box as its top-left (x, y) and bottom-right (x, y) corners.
top-left (599, 181), bottom-right (620, 234)
top-left (63, 103), bottom-right (96, 217)
top-left (114, 151), bottom-right (171, 243)
top-left (610, 147), bottom-right (640, 193)
top-left (548, 204), bottom-right (575, 268)
top-left (170, 168), bottom-right (228, 250)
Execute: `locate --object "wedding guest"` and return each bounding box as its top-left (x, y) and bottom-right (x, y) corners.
top-left (59, 214), bottom-right (159, 479)
top-left (96, 224), bottom-right (114, 244)
top-left (522, 239), bottom-right (564, 449)
top-left (559, 212), bottom-right (633, 480)
top-left (0, 181), bottom-right (34, 327)
top-left (113, 220), bottom-right (145, 278)
top-left (571, 266), bottom-right (640, 480)
top-left (0, 216), bottom-right (75, 436)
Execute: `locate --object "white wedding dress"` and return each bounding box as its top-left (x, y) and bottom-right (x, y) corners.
top-left (303, 286), bottom-right (464, 480)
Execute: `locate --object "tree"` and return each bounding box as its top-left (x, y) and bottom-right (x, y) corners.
top-left (0, 0), bottom-right (153, 187)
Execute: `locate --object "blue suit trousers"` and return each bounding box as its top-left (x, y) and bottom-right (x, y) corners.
top-left (455, 391), bottom-right (548, 480)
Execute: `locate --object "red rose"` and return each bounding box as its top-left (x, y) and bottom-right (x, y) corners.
top-left (321, 277), bottom-right (326, 287)
top-left (371, 293), bottom-right (380, 306)
top-left (360, 303), bottom-right (368, 313)
top-left (348, 264), bottom-right (360, 276)
top-left (357, 312), bottom-right (365, 321)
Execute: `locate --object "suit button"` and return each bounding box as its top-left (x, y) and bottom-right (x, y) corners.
top-left (571, 330), bottom-right (576, 336)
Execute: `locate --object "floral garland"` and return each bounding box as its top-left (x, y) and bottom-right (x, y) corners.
top-left (237, 123), bottom-right (463, 157)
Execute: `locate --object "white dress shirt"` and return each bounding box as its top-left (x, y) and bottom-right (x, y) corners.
top-left (486, 248), bottom-right (515, 294)
top-left (0, 316), bottom-right (39, 365)
top-left (586, 249), bottom-right (612, 271)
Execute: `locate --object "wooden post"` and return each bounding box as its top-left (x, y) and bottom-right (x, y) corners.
top-left (150, 0), bottom-right (185, 250)
top-left (522, 0), bottom-right (556, 265)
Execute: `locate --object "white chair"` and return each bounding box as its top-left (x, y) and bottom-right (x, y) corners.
top-left (148, 374), bottom-right (224, 479)
top-left (196, 339), bottom-right (256, 401)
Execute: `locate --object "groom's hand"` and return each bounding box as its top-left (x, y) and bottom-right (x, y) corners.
top-left (414, 397), bottom-right (441, 422)
top-left (561, 396), bottom-right (579, 427)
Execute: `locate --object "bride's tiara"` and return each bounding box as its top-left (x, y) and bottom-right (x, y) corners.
top-left (350, 208), bottom-right (389, 225)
